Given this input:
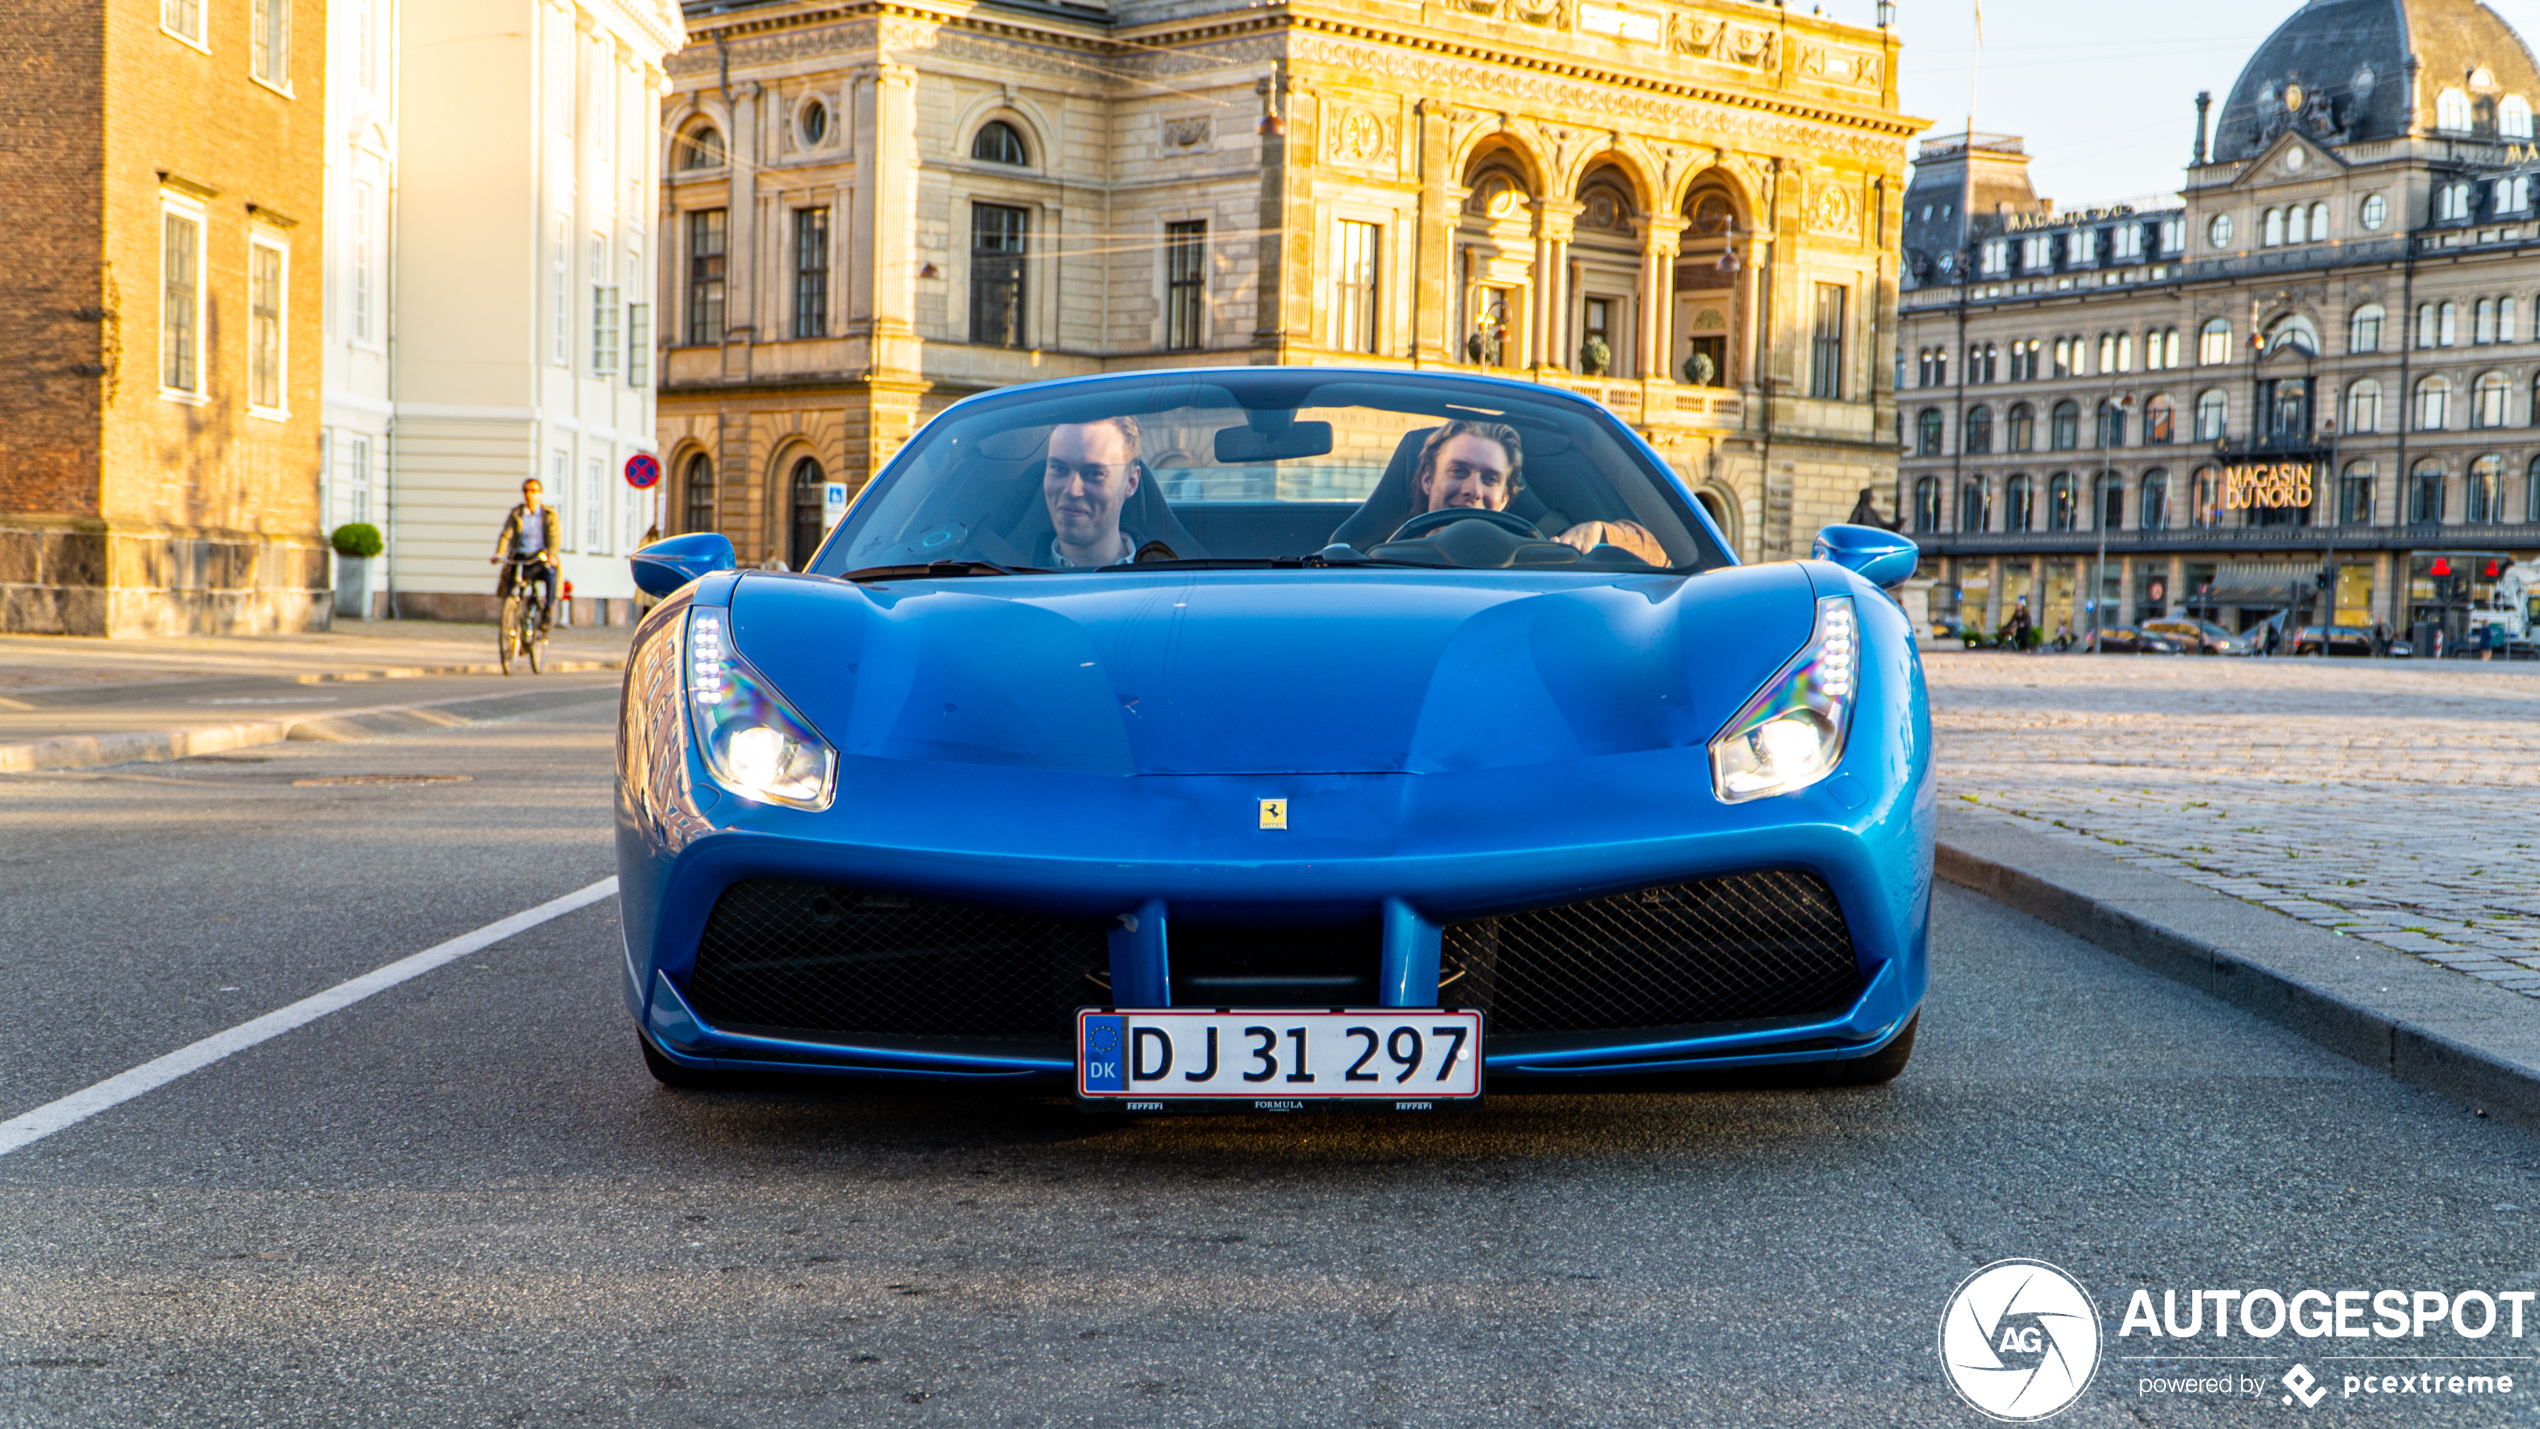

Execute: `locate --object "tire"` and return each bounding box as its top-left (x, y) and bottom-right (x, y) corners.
top-left (639, 1031), bottom-right (740, 1090)
top-left (1826, 1014), bottom-right (1916, 1086)
top-left (498, 594), bottom-right (521, 674)
top-left (527, 613), bottom-right (546, 674)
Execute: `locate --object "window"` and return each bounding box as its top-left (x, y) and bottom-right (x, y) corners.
top-left (1809, 284), bottom-right (1847, 399)
top-left (2022, 234), bottom-right (2053, 272)
top-left (2198, 319), bottom-right (2232, 366)
top-left (2208, 213), bottom-right (2234, 248)
top-left (799, 98), bottom-right (829, 147)
top-left (2529, 456), bottom-right (2540, 522)
top-left (2345, 379), bottom-right (2382, 434)
top-left (792, 207), bottom-right (830, 339)
top-left (2145, 394), bottom-right (2175, 444)
top-left (2011, 339), bottom-right (2039, 381)
top-left (2416, 303), bottom-right (2436, 349)
top-left (682, 453), bottom-right (715, 534)
top-left (2469, 454), bottom-right (2504, 523)
top-left (1964, 405), bottom-right (1992, 454)
top-left (678, 125), bottom-right (724, 170)
top-left (2507, 96), bottom-right (2535, 139)
top-left (2111, 223), bottom-right (2143, 261)
top-left (161, 205), bottom-right (201, 395)
top-left (2410, 459), bottom-right (2446, 523)
top-left (2438, 182), bottom-right (2474, 222)
top-left (1957, 479), bottom-right (1989, 532)
top-left (2441, 300), bottom-right (2460, 346)
top-left (2097, 473), bottom-right (2123, 531)
top-left (2069, 229), bottom-right (2099, 267)
top-left (2266, 377), bottom-right (2311, 442)
top-left (2140, 470), bottom-right (2168, 530)
top-left (2475, 371), bottom-right (2511, 427)
top-left (2478, 298), bottom-right (2498, 346)
top-left (1913, 477), bottom-right (1941, 533)
top-left (2048, 399), bottom-right (2080, 451)
top-left (1164, 220), bottom-right (1206, 352)
top-left (2340, 461), bottom-right (2375, 525)
top-left (790, 457), bottom-right (827, 569)
top-left (2500, 176), bottom-right (2532, 213)
top-left (2145, 327), bottom-right (2180, 370)
top-left (346, 435), bottom-right (371, 524)
top-left (552, 450), bottom-right (573, 551)
top-left (970, 203), bottom-right (1029, 348)
top-left (585, 456), bottom-right (608, 553)
top-left (2097, 333), bottom-right (2117, 373)
top-left (2047, 474), bottom-right (2077, 532)
top-left (1979, 239), bottom-right (2009, 275)
top-left (249, 236), bottom-right (286, 412)
top-left (2052, 337), bottom-right (2073, 378)
top-left (1333, 219), bottom-right (1380, 355)
top-left (251, 0), bottom-right (289, 87)
top-left (685, 209), bottom-right (725, 346)
top-left (972, 120), bottom-right (1029, 166)
top-left (1982, 343), bottom-right (1999, 382)
top-left (2438, 87), bottom-right (2473, 133)
top-left (2264, 208), bottom-right (2285, 247)
top-left (2194, 389), bottom-right (2227, 442)
top-left (628, 298), bottom-right (651, 388)
top-left (2310, 202), bottom-right (2328, 239)
top-left (2505, 296), bottom-right (2521, 342)
top-left (356, 0), bottom-right (376, 90)
top-left (162, 0), bottom-right (204, 45)
top-left (2360, 193), bottom-right (2388, 230)
top-left (2415, 375), bottom-right (2451, 431)
top-left (2004, 474), bottom-right (2033, 531)
top-left (2160, 218), bottom-right (2186, 253)
top-left (2095, 398), bottom-right (2126, 448)
top-left (552, 215), bottom-right (571, 365)
top-left (2349, 304), bottom-right (2382, 354)
top-left (2191, 467), bottom-right (2223, 527)
top-left (1915, 408), bottom-right (1943, 457)
top-left (2006, 403), bottom-right (2035, 452)
top-left (352, 180), bottom-right (374, 343)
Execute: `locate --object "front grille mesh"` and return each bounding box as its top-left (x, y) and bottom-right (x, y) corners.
top-left (1443, 869), bottom-right (1862, 1036)
top-left (687, 880), bottom-right (1108, 1040)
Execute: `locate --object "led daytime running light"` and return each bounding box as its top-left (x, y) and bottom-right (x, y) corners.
top-left (1709, 596), bottom-right (1861, 804)
top-left (685, 607), bottom-right (837, 810)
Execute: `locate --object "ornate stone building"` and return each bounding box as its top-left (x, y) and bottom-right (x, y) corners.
top-left (657, 0), bottom-right (1914, 569)
top-left (1899, 0), bottom-right (2540, 648)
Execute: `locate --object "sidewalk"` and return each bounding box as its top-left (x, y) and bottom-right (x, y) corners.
top-left (0, 619), bottom-right (633, 773)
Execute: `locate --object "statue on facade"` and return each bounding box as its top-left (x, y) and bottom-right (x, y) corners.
top-left (1847, 487), bottom-right (1902, 531)
top-left (1682, 348), bottom-right (1717, 386)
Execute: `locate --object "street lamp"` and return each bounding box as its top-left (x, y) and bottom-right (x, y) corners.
top-left (2091, 390), bottom-right (2135, 643)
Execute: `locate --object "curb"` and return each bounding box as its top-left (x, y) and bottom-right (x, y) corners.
top-left (1937, 809), bottom-right (2540, 1138)
top-left (0, 680), bottom-right (621, 774)
top-left (292, 658), bottom-right (621, 684)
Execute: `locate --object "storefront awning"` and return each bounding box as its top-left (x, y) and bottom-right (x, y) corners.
top-left (2190, 562), bottom-right (2323, 605)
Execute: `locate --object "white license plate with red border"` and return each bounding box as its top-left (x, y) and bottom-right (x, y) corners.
top-left (1076, 1009), bottom-right (1483, 1110)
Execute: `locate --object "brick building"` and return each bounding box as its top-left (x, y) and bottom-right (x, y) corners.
top-left (0, 0), bottom-right (330, 635)
top-left (655, 0), bottom-right (1917, 570)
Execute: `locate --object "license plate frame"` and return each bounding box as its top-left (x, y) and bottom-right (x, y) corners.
top-left (1075, 1008), bottom-right (1483, 1112)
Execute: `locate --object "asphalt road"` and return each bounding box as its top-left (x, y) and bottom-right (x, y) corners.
top-left (3, 697), bottom-right (2537, 1427)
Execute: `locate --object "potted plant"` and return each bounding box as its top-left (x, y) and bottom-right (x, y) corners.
top-left (1578, 334), bottom-right (1611, 377)
top-left (332, 522), bottom-right (384, 619)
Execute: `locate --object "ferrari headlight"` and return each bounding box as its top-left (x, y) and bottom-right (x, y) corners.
top-left (685, 607), bottom-right (836, 810)
top-left (1709, 596), bottom-right (1858, 804)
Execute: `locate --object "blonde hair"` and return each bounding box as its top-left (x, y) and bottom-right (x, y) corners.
top-left (1058, 415), bottom-right (1142, 465)
top-left (1414, 420), bottom-right (1523, 503)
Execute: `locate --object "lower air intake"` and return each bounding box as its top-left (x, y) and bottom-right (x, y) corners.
top-left (686, 880), bottom-right (1109, 1041)
top-left (1443, 869), bottom-right (1862, 1036)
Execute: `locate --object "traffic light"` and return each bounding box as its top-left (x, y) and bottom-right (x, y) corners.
top-left (2315, 568), bottom-right (2333, 591)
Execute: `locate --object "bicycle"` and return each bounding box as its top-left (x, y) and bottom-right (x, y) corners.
top-left (497, 557), bottom-right (554, 675)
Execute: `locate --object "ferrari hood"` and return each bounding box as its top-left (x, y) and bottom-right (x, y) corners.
top-left (728, 565), bottom-right (1816, 777)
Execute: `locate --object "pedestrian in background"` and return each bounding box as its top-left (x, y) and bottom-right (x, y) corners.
top-left (2005, 596), bottom-right (2034, 652)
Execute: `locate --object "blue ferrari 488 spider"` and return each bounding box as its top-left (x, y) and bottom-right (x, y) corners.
top-left (618, 368), bottom-right (1932, 1108)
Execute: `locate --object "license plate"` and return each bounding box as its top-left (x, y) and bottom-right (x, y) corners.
top-left (1076, 1009), bottom-right (1483, 1111)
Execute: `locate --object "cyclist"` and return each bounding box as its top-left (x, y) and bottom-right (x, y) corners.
top-left (489, 477), bottom-right (563, 629)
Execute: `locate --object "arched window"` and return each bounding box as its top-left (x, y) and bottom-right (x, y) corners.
top-left (1964, 405), bottom-right (1993, 454)
top-left (2049, 399), bottom-right (2080, 450)
top-left (2474, 371), bottom-right (2512, 428)
top-left (2345, 379), bottom-right (2382, 434)
top-left (2416, 303), bottom-right (2437, 348)
top-left (677, 123), bottom-right (725, 170)
top-left (2194, 389), bottom-right (2228, 442)
top-left (2047, 473), bottom-right (2077, 532)
top-left (1958, 478), bottom-right (1989, 533)
top-left (2349, 304), bottom-right (2384, 353)
top-left (2310, 202), bottom-right (2329, 239)
top-left (2438, 88), bottom-right (2474, 133)
top-left (2506, 95), bottom-right (2535, 139)
top-left (2410, 458), bottom-right (2446, 524)
top-left (2442, 301), bottom-right (2461, 346)
top-left (1916, 407), bottom-right (1944, 457)
top-left (2340, 460), bottom-right (2376, 526)
top-left (2096, 471), bottom-right (2124, 530)
top-left (2140, 469), bottom-right (2169, 531)
top-left (1913, 477), bottom-right (1942, 533)
top-left (681, 453), bottom-right (715, 534)
top-left (2197, 318), bottom-right (2233, 365)
top-left (971, 119), bottom-right (1030, 166)
top-left (2478, 298), bottom-right (2499, 345)
top-left (2468, 454), bottom-right (2504, 523)
top-left (2192, 466), bottom-right (2223, 528)
top-left (2263, 208), bottom-right (2286, 247)
top-left (2006, 402), bottom-right (2036, 452)
top-left (788, 457), bottom-right (828, 569)
top-left (2528, 455), bottom-right (2540, 522)
top-left (2004, 474), bottom-right (2034, 532)
top-left (2438, 182), bottom-right (2474, 222)
top-left (2095, 398), bottom-right (2126, 447)
top-left (2267, 315), bottom-right (2318, 357)
top-left (2145, 393), bottom-right (2176, 444)
top-left (2415, 375), bottom-right (2452, 432)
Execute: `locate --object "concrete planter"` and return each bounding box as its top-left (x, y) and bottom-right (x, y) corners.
top-left (333, 555), bottom-right (372, 618)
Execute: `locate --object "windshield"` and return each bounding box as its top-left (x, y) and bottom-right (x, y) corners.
top-left (813, 371), bottom-right (1731, 577)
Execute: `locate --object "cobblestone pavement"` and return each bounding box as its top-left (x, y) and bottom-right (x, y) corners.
top-left (1929, 652), bottom-right (2540, 996)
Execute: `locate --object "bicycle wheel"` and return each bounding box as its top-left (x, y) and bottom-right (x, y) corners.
top-left (527, 603), bottom-right (547, 673)
top-left (498, 594), bottom-right (520, 674)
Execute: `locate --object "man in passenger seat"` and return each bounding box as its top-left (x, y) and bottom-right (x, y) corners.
top-left (1042, 417), bottom-right (1147, 567)
top-left (1411, 421), bottom-right (1668, 566)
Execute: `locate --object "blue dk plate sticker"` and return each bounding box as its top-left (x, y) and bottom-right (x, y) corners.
top-left (1081, 1015), bottom-right (1126, 1092)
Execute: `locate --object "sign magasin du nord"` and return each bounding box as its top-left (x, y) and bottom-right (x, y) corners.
top-left (2216, 459), bottom-right (2317, 511)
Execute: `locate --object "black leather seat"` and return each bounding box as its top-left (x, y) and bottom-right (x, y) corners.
top-left (1327, 426), bottom-right (1562, 550)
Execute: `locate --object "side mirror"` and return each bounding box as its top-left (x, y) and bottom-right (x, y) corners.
top-left (631, 532), bottom-right (736, 598)
top-left (1811, 524), bottom-right (1920, 589)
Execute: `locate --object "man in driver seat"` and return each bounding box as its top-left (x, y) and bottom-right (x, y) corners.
top-left (1041, 417), bottom-right (1153, 567)
top-left (1412, 421), bottom-right (1666, 565)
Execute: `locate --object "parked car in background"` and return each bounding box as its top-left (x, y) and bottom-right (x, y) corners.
top-left (2082, 625), bottom-right (2185, 654)
top-left (2220, 611), bottom-right (2289, 656)
top-left (2289, 625), bottom-right (2376, 657)
top-left (2139, 618), bottom-right (2234, 655)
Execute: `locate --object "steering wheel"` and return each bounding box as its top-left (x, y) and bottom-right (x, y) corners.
top-left (1387, 507), bottom-right (1542, 544)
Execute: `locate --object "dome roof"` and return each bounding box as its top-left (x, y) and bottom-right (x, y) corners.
top-left (2213, 0), bottom-right (2540, 163)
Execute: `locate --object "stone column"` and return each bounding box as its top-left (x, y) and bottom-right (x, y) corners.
top-left (1638, 215), bottom-right (1687, 386)
top-left (1530, 199), bottom-right (1580, 373)
top-left (1411, 102), bottom-right (1458, 367)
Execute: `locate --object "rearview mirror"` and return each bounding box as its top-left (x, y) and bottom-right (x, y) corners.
top-left (631, 532), bottom-right (736, 598)
top-left (1810, 524), bottom-right (1919, 589)
top-left (1214, 421), bottom-right (1335, 463)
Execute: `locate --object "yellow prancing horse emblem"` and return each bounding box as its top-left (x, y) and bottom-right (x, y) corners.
top-left (1258, 798), bottom-right (1288, 830)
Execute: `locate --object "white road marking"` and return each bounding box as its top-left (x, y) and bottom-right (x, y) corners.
top-left (0, 877), bottom-right (619, 1159)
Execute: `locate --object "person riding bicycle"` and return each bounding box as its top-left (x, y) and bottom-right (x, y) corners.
top-left (489, 477), bottom-right (563, 628)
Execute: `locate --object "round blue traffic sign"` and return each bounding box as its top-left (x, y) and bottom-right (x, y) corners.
top-left (624, 453), bottom-right (662, 490)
